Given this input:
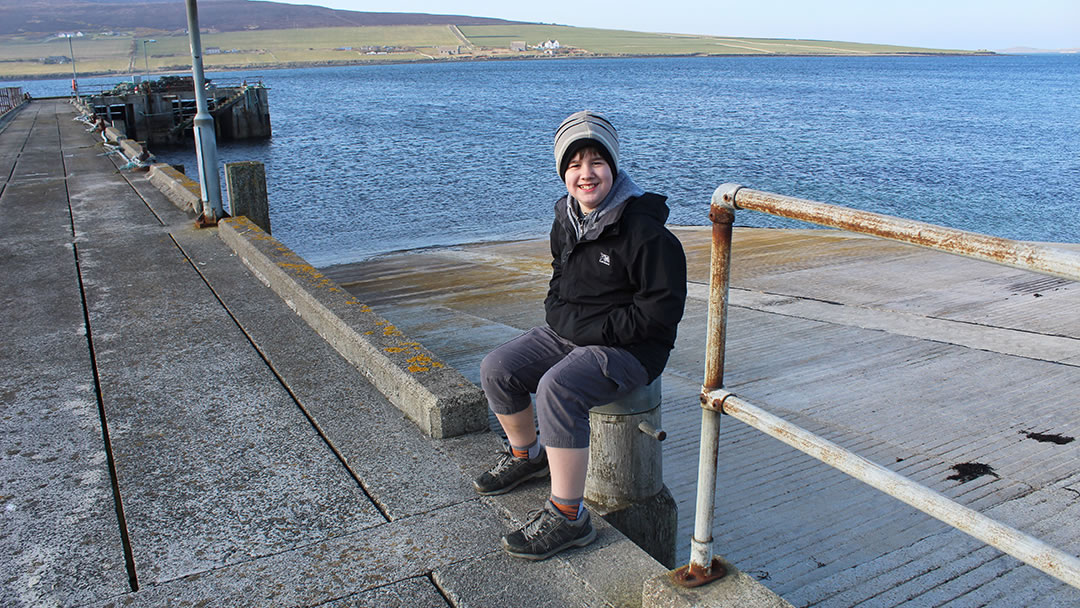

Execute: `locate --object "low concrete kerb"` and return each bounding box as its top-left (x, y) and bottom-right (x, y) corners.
top-left (147, 163), bottom-right (202, 214)
top-left (217, 216), bottom-right (489, 439)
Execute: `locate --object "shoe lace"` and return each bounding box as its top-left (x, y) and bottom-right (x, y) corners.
top-left (487, 449), bottom-right (518, 477)
top-left (520, 508), bottom-right (559, 541)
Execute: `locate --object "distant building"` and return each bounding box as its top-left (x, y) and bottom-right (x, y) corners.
top-left (205, 47), bottom-right (222, 55)
top-left (510, 41), bottom-right (527, 52)
top-left (439, 46), bottom-right (460, 55)
top-left (541, 40), bottom-right (561, 50)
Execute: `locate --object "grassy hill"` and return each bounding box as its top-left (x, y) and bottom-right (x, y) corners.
top-left (0, 0), bottom-right (520, 35)
top-left (459, 25), bottom-right (972, 56)
top-left (0, 14), bottom-right (983, 81)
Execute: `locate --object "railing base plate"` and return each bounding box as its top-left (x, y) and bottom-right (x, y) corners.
top-left (670, 558), bottom-right (728, 587)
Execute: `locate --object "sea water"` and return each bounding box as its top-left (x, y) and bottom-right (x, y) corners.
top-left (9, 54), bottom-right (1078, 267)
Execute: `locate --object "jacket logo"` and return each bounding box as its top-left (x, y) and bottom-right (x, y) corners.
top-left (599, 253), bottom-right (611, 266)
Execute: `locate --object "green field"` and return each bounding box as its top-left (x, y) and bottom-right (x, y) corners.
top-left (459, 25), bottom-right (971, 56)
top-left (0, 24), bottom-right (978, 80)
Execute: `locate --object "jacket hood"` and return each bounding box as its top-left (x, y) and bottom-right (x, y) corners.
top-left (556, 171), bottom-right (668, 241)
top-left (622, 191), bottom-right (671, 224)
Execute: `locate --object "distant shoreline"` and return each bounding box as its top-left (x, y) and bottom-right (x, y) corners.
top-left (3, 50), bottom-right (1001, 82)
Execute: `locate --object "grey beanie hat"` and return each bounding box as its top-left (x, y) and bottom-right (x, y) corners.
top-left (554, 111), bottom-right (619, 178)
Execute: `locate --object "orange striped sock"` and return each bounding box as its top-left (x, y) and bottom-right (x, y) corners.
top-left (550, 498), bottom-right (582, 521)
top-left (511, 439), bottom-right (541, 460)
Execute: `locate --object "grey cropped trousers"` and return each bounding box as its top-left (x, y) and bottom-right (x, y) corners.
top-left (480, 326), bottom-right (649, 449)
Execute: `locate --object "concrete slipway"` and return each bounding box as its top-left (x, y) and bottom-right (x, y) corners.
top-left (325, 187), bottom-right (1080, 601)
top-left (2, 98), bottom-right (1078, 607)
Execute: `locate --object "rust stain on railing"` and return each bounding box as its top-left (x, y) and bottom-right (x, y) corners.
top-left (728, 186), bottom-right (1080, 283)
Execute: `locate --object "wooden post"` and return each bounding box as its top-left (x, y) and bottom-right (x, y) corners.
top-left (585, 379), bottom-right (678, 568)
top-left (224, 161), bottom-right (271, 234)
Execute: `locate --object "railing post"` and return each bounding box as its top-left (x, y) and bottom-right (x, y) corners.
top-left (673, 183), bottom-right (741, 587)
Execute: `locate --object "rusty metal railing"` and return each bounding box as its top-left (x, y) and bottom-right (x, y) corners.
top-left (678, 183), bottom-right (1080, 589)
top-left (1, 87), bottom-right (24, 115)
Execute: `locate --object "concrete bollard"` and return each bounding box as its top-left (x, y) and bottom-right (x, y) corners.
top-left (585, 378), bottom-right (678, 568)
top-left (225, 161), bottom-right (271, 234)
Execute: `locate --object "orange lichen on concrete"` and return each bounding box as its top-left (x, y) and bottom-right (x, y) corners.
top-left (406, 353), bottom-right (444, 373)
top-left (158, 164), bottom-right (202, 196)
top-left (384, 342), bottom-right (422, 354)
top-left (277, 261), bottom-right (340, 291)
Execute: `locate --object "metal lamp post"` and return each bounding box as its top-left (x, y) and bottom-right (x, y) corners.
top-left (184, 0), bottom-right (223, 224)
top-left (66, 34), bottom-right (78, 96)
top-left (142, 39), bottom-right (156, 82)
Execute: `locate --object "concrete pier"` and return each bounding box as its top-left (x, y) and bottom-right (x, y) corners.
top-left (1, 100), bottom-right (705, 607)
top-left (3, 98), bottom-right (1078, 607)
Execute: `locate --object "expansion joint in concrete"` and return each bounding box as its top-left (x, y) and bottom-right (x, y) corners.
top-left (117, 169), bottom-right (167, 227)
top-left (167, 232), bottom-right (393, 523)
top-left (0, 104), bottom-right (37, 197)
top-left (56, 108), bottom-right (140, 592)
top-left (72, 242), bottom-right (139, 592)
top-left (427, 571), bottom-right (456, 608)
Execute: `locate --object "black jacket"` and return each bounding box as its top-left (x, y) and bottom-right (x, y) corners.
top-left (545, 193), bottom-right (687, 381)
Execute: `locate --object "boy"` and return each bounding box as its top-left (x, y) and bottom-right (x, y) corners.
top-left (476, 111), bottom-right (687, 560)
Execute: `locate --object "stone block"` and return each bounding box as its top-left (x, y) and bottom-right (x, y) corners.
top-left (225, 161), bottom-right (271, 234)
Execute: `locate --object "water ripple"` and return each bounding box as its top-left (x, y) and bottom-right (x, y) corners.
top-left (36, 54), bottom-right (1075, 266)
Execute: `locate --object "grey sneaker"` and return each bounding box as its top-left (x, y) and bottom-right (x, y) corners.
top-left (501, 501), bottom-right (597, 561)
top-left (473, 444), bottom-right (549, 496)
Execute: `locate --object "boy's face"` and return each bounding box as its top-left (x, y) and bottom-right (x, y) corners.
top-left (563, 147), bottom-right (613, 212)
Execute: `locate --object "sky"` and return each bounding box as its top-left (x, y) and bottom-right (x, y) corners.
top-left (276, 0), bottom-right (1079, 51)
